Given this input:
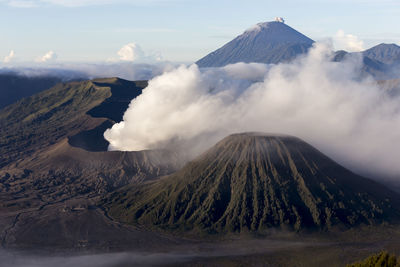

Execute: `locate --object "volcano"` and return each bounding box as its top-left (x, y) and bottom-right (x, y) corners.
top-left (363, 43), bottom-right (400, 65)
top-left (196, 20), bottom-right (314, 68)
top-left (106, 133), bottom-right (400, 233)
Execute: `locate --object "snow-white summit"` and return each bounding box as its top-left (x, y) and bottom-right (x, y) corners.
top-left (196, 20), bottom-right (314, 67)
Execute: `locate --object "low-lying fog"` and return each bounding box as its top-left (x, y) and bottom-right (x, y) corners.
top-left (0, 250), bottom-right (194, 267)
top-left (0, 239), bottom-right (309, 267)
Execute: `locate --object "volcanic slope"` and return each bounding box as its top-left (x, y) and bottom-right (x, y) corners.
top-left (105, 133), bottom-right (400, 233)
top-left (196, 20), bottom-right (314, 67)
top-left (0, 77), bottom-right (185, 249)
top-left (0, 77), bottom-right (145, 168)
top-left (0, 77), bottom-right (181, 211)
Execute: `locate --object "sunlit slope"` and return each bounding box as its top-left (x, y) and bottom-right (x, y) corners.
top-left (105, 133), bottom-right (400, 233)
top-left (196, 21), bottom-right (314, 67)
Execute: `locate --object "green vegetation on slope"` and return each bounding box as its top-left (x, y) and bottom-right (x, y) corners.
top-left (104, 133), bottom-right (400, 234)
top-left (347, 251), bottom-right (400, 267)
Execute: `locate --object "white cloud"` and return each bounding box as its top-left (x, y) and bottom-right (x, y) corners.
top-left (37, 51), bottom-right (57, 62)
top-left (117, 43), bottom-right (145, 62)
top-left (0, 61), bottom-right (177, 82)
top-left (3, 50), bottom-right (15, 63)
top-left (334, 30), bottom-right (365, 52)
top-left (109, 43), bottom-right (163, 63)
top-left (104, 43), bottom-right (400, 180)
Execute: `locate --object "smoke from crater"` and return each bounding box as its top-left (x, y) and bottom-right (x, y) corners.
top-left (104, 43), bottom-right (400, 179)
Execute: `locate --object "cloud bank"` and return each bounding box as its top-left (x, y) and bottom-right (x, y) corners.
top-left (63, 61), bottom-right (174, 80)
top-left (334, 30), bottom-right (365, 52)
top-left (104, 43), bottom-right (400, 179)
top-left (0, 61), bottom-right (176, 82)
top-left (0, 250), bottom-right (195, 267)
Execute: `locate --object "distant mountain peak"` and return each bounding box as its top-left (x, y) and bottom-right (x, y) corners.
top-left (196, 20), bottom-right (314, 67)
top-left (363, 43), bottom-right (400, 65)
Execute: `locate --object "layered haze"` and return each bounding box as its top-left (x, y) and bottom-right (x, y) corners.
top-left (105, 43), bottom-right (400, 179)
top-left (0, 61), bottom-right (175, 82)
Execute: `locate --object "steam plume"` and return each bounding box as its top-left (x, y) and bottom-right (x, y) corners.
top-left (105, 43), bottom-right (400, 179)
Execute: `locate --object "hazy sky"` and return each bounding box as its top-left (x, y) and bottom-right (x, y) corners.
top-left (1, 0), bottom-right (400, 63)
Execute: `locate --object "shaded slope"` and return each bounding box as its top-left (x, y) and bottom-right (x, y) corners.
top-left (68, 78), bottom-right (147, 151)
top-left (196, 21), bottom-right (314, 67)
top-left (363, 43), bottom-right (400, 65)
top-left (87, 78), bottom-right (147, 122)
top-left (68, 120), bottom-right (114, 152)
top-left (105, 133), bottom-right (400, 233)
top-left (0, 72), bottom-right (63, 110)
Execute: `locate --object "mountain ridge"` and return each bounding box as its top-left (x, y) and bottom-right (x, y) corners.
top-left (363, 43), bottom-right (400, 65)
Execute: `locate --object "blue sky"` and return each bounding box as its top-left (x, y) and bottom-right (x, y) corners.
top-left (1, 0), bottom-right (400, 64)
